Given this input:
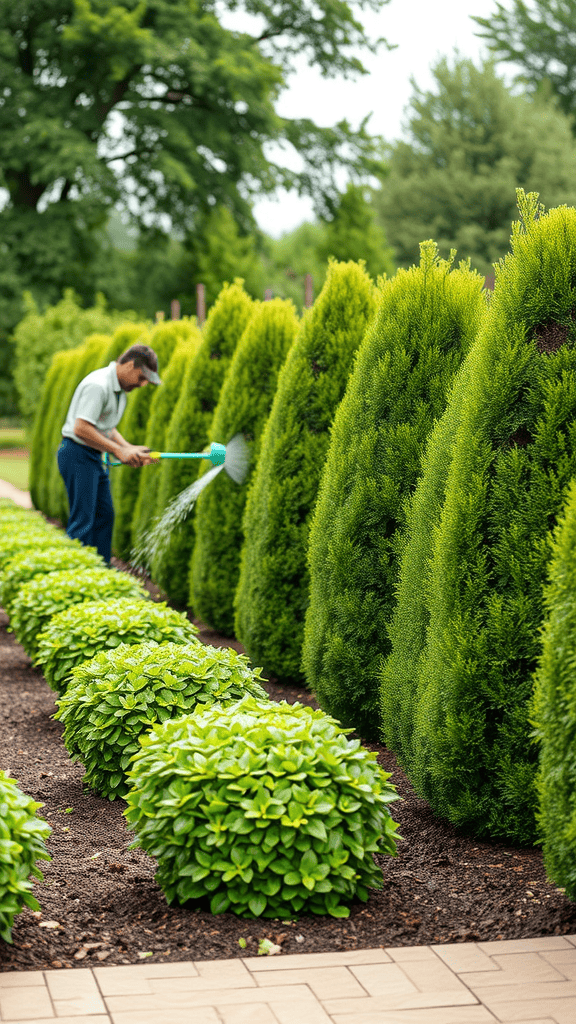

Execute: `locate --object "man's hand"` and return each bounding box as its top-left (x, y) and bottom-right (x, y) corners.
top-left (119, 445), bottom-right (156, 467)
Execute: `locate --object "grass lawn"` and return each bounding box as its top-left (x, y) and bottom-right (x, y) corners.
top-left (0, 455), bottom-right (29, 490)
top-left (0, 427), bottom-right (27, 448)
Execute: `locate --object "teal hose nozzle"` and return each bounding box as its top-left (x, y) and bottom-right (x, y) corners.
top-left (105, 441), bottom-right (228, 469)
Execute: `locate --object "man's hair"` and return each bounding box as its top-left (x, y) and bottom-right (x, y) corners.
top-left (118, 344), bottom-right (158, 372)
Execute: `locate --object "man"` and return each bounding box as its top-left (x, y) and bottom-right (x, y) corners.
top-left (57, 344), bottom-right (162, 563)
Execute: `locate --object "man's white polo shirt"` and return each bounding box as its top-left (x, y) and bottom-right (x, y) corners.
top-left (61, 361), bottom-right (127, 447)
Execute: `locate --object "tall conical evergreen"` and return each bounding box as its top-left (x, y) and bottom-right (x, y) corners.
top-left (406, 191), bottom-right (576, 843)
top-left (190, 298), bottom-right (299, 634)
top-left (304, 245), bottom-right (485, 738)
top-left (151, 281), bottom-right (255, 604)
top-left (532, 480), bottom-right (576, 899)
top-left (131, 327), bottom-right (202, 553)
top-left (235, 260), bottom-right (377, 682)
top-left (30, 349), bottom-right (73, 513)
top-left (111, 321), bottom-right (187, 559)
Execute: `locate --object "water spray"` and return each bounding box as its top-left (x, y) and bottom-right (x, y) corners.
top-left (128, 434), bottom-right (249, 572)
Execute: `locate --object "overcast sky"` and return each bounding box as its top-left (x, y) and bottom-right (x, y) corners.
top-left (250, 0), bottom-right (498, 235)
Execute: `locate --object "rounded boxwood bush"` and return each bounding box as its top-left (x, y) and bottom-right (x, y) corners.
top-left (36, 597), bottom-right (200, 694)
top-left (124, 696), bottom-right (400, 919)
top-left (0, 546), bottom-right (105, 618)
top-left (55, 641), bottom-right (268, 799)
top-left (532, 480), bottom-right (576, 899)
top-left (11, 567), bottom-right (148, 660)
top-left (0, 771), bottom-right (51, 944)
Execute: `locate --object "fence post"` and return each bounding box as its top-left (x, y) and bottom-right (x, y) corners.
top-left (196, 283), bottom-right (206, 326)
top-left (170, 299), bottom-right (181, 320)
top-left (304, 273), bottom-right (313, 309)
top-left (264, 288), bottom-right (273, 301)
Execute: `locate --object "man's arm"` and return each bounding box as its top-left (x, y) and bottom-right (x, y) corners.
top-left (73, 419), bottom-right (154, 467)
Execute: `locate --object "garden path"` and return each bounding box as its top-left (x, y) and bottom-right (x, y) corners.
top-left (0, 477), bottom-right (31, 508)
top-left (1, 936), bottom-right (576, 1022)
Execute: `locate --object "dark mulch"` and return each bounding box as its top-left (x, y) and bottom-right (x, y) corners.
top-left (1, 588), bottom-right (575, 973)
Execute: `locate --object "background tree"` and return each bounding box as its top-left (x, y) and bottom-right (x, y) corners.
top-left (374, 56), bottom-right (576, 275)
top-left (474, 0), bottom-right (576, 123)
top-left (0, 0), bottom-right (389, 411)
top-left (319, 184), bottom-right (395, 281)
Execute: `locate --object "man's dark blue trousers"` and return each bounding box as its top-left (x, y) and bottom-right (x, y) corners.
top-left (57, 438), bottom-right (114, 563)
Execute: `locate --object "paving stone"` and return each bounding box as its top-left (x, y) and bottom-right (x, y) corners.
top-left (150, 959), bottom-right (255, 995)
top-left (93, 962), bottom-right (198, 996)
top-left (0, 972), bottom-right (46, 988)
top-left (1, 1018), bottom-right (108, 1024)
top-left (348, 962), bottom-right (419, 997)
top-left (431, 944), bottom-right (500, 974)
top-left (329, 1006), bottom-right (496, 1024)
top-left (0, 984), bottom-right (54, 1021)
top-left (217, 1005), bottom-right (279, 1024)
top-left (105, 982), bottom-right (316, 1012)
top-left (109, 1009), bottom-right (219, 1024)
top-left (324, 986), bottom-right (479, 1015)
top-left (395, 957), bottom-right (474, 994)
top-left (539, 948), bottom-right (576, 980)
top-left (474, 995), bottom-right (576, 1022)
top-left (461, 951), bottom-right (566, 988)
top-left (385, 946), bottom-right (438, 962)
top-left (269, 998), bottom-right (334, 1024)
top-left (44, 969), bottom-right (103, 1005)
top-left (243, 949), bottom-right (391, 971)
top-left (253, 966), bottom-right (365, 999)
top-left (478, 937), bottom-right (573, 955)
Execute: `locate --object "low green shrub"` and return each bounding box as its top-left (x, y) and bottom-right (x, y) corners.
top-left (55, 641), bottom-right (268, 799)
top-left (124, 696), bottom-right (400, 918)
top-left (0, 547), bottom-right (105, 618)
top-left (10, 568), bottom-right (148, 660)
top-left (0, 772), bottom-right (51, 944)
top-left (0, 529), bottom-right (77, 572)
top-left (36, 598), bottom-right (199, 694)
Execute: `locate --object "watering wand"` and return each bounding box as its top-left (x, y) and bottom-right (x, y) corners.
top-left (104, 442), bottom-right (226, 470)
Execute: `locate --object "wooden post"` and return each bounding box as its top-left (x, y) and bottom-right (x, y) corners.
top-left (264, 288), bottom-right (273, 301)
top-left (170, 298), bottom-right (181, 320)
top-left (196, 283), bottom-right (206, 326)
top-left (155, 310), bottom-right (165, 323)
top-left (304, 273), bottom-right (313, 309)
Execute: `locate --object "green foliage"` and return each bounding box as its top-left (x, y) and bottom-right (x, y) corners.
top-left (532, 480), bottom-right (576, 899)
top-left (375, 57), bottom-right (576, 276)
top-left (12, 290), bottom-right (136, 421)
top-left (11, 567), bottom-right (148, 661)
top-left (235, 261), bottom-right (377, 682)
top-left (152, 282), bottom-right (255, 603)
top-left (0, 771), bottom-right (51, 944)
top-left (0, 546), bottom-right (104, 619)
top-left (55, 641), bottom-right (268, 800)
top-left (474, 1), bottom-right (576, 123)
top-left (261, 222), bottom-right (328, 311)
top-left (190, 208), bottom-right (267, 308)
top-left (124, 696), bottom-right (400, 918)
top-left (190, 298), bottom-right (299, 633)
top-left (29, 348), bottom-right (76, 514)
top-left (404, 192), bottom-right (576, 843)
top-left (35, 597), bottom-right (199, 696)
top-left (132, 331), bottom-right (203, 553)
top-left (0, 525), bottom-right (77, 573)
top-left (319, 184), bottom-right (395, 281)
top-left (304, 245), bottom-right (485, 738)
top-left (111, 320), bottom-right (183, 559)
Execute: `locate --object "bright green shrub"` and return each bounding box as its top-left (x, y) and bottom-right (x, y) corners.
top-left (0, 528), bottom-right (77, 572)
top-left (132, 330), bottom-right (203, 553)
top-left (55, 641), bottom-right (268, 799)
top-left (303, 245), bottom-right (485, 738)
top-left (11, 567), bottom-right (148, 660)
top-left (35, 597), bottom-right (199, 694)
top-left (235, 261), bottom-right (377, 682)
top-left (406, 192), bottom-right (576, 843)
top-left (124, 696), bottom-right (399, 917)
top-left (532, 480), bottom-right (576, 898)
top-left (0, 772), bottom-right (51, 944)
top-left (111, 321), bottom-right (190, 559)
top-left (152, 281), bottom-right (255, 604)
top-left (190, 298), bottom-right (299, 633)
top-left (0, 547), bottom-right (104, 618)
top-left (381, 355), bottom-right (479, 764)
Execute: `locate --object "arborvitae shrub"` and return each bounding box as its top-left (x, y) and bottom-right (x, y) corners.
top-left (0, 546), bottom-right (104, 618)
top-left (304, 245), bottom-right (485, 738)
top-left (381, 356), bottom-right (479, 764)
top-left (151, 281), bottom-right (255, 604)
top-left (10, 567), bottom-right (148, 660)
top-left (0, 772), bottom-right (51, 944)
top-left (235, 261), bottom-right (376, 682)
top-left (35, 598), bottom-right (199, 694)
top-left (124, 696), bottom-right (400, 918)
top-left (532, 481), bottom-right (576, 899)
top-left (55, 640), bottom-right (268, 799)
top-left (406, 192), bottom-right (576, 843)
top-left (30, 348), bottom-right (77, 515)
top-left (190, 299), bottom-right (299, 633)
top-left (111, 321), bottom-right (191, 559)
top-left (131, 330), bottom-right (202, 554)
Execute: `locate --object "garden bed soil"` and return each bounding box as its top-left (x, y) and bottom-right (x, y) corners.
top-left (1, 590), bottom-right (575, 972)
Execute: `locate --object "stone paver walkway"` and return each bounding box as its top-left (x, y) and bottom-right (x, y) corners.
top-left (1, 936), bottom-right (576, 1024)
